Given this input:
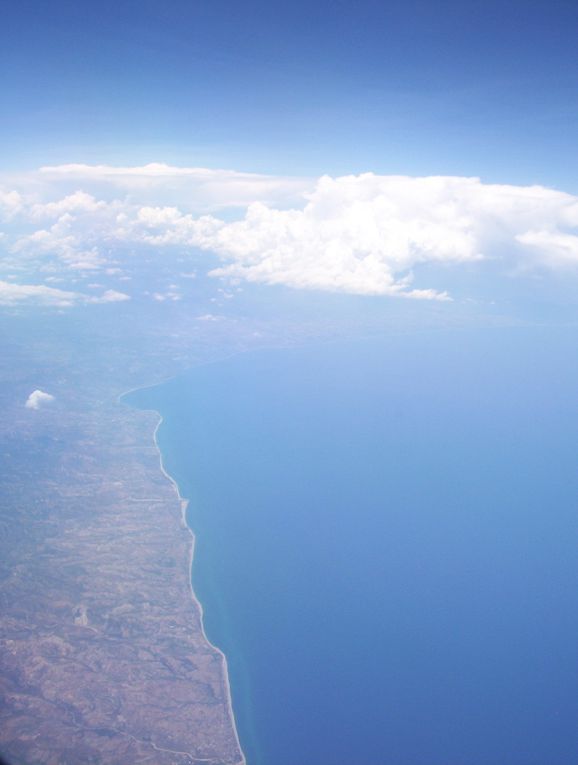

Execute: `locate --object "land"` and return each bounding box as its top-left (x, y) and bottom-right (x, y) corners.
top-left (0, 292), bottom-right (308, 765)
top-left (1, 404), bottom-right (243, 764)
top-left (0, 303), bottom-right (263, 765)
top-left (0, 281), bottom-right (358, 764)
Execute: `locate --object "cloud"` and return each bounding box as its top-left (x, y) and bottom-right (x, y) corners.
top-left (0, 189), bottom-right (23, 220)
top-left (25, 389), bottom-right (55, 410)
top-left (89, 289), bottom-right (131, 303)
top-left (0, 280), bottom-right (85, 306)
top-left (29, 191), bottom-right (106, 221)
top-left (188, 174), bottom-right (578, 298)
top-left (516, 229), bottom-right (578, 266)
top-left (12, 214), bottom-right (107, 271)
top-left (3, 166), bottom-right (578, 302)
top-left (0, 280), bottom-right (130, 307)
top-left (35, 163), bottom-right (311, 211)
top-left (151, 289), bottom-right (181, 302)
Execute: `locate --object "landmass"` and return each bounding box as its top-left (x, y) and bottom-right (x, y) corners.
top-left (0, 302), bottom-right (261, 765)
top-left (0, 308), bottom-right (252, 765)
top-left (0, 284), bottom-right (354, 763)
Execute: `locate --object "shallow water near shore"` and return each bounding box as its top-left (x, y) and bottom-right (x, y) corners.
top-left (127, 327), bottom-right (578, 765)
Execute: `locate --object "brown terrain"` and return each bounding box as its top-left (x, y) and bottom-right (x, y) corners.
top-left (0, 293), bottom-right (335, 764)
top-left (0, 306), bottom-right (255, 765)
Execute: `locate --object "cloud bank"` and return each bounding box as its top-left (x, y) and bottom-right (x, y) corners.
top-left (199, 174), bottom-right (578, 298)
top-left (2, 165), bottom-right (578, 304)
top-left (36, 163), bottom-right (311, 211)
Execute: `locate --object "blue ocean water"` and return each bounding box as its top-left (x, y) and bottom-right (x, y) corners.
top-left (127, 327), bottom-right (578, 765)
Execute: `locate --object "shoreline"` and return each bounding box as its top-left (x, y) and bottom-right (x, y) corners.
top-left (151, 411), bottom-right (248, 765)
top-left (118, 371), bottom-right (248, 765)
top-left (118, 355), bottom-right (252, 764)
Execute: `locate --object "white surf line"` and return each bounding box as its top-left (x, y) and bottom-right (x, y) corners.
top-left (152, 413), bottom-right (247, 765)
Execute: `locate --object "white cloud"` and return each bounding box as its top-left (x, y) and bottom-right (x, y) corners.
top-left (29, 191), bottom-right (106, 221)
top-left (0, 280), bottom-right (130, 307)
top-left (2, 167), bottom-right (578, 302)
top-left (151, 290), bottom-right (181, 302)
top-left (12, 215), bottom-right (106, 271)
top-left (189, 174), bottom-right (578, 298)
top-left (516, 229), bottom-right (578, 266)
top-left (0, 189), bottom-right (23, 221)
top-left (25, 389), bottom-right (55, 410)
top-left (89, 289), bottom-right (131, 303)
top-left (36, 163), bottom-right (311, 211)
top-left (0, 280), bottom-right (83, 306)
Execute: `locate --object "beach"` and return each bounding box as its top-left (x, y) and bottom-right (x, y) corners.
top-left (151, 413), bottom-right (246, 765)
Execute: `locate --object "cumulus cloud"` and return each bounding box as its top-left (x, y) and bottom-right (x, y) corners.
top-left (0, 188), bottom-right (23, 221)
top-left (25, 389), bottom-right (55, 410)
top-left (12, 214), bottom-right (107, 271)
top-left (151, 289), bottom-right (181, 302)
top-left (29, 191), bottom-right (106, 221)
top-left (3, 167), bottom-right (578, 302)
top-left (182, 174), bottom-right (578, 298)
top-left (89, 289), bottom-right (131, 303)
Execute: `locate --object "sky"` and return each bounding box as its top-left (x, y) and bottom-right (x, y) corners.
top-left (5, 6), bottom-right (578, 763)
top-left (3, 0), bottom-right (578, 187)
top-left (1, 0), bottom-right (578, 315)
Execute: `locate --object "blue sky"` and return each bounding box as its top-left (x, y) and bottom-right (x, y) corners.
top-left (4, 0), bottom-right (578, 188)
top-left (1, 0), bottom-right (578, 313)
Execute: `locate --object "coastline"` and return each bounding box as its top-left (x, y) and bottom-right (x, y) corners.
top-left (150, 413), bottom-right (247, 765)
top-left (117, 352), bottom-right (253, 765)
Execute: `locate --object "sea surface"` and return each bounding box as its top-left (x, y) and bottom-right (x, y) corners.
top-left (126, 327), bottom-right (578, 765)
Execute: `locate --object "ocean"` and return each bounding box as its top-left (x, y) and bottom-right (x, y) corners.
top-left (126, 326), bottom-right (578, 765)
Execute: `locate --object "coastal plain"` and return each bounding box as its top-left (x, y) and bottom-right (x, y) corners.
top-left (0, 303), bottom-right (263, 765)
